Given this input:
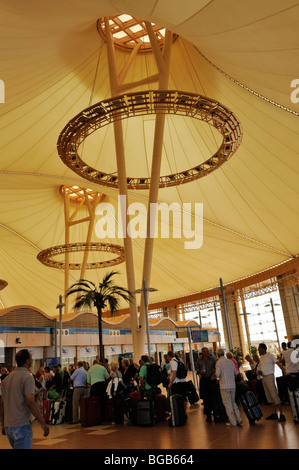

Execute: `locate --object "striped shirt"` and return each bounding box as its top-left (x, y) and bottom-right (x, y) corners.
top-left (216, 356), bottom-right (239, 390)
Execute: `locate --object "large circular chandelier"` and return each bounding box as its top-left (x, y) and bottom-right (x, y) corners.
top-left (57, 90), bottom-right (242, 190)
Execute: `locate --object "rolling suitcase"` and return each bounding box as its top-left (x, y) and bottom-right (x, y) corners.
top-left (286, 374), bottom-right (299, 424)
top-left (248, 379), bottom-right (257, 397)
top-left (129, 391), bottom-right (142, 405)
top-left (104, 398), bottom-right (115, 422)
top-left (186, 380), bottom-right (199, 404)
top-left (64, 388), bottom-right (74, 423)
top-left (288, 389), bottom-right (299, 424)
top-left (213, 394), bottom-right (228, 423)
top-left (43, 399), bottom-right (53, 424)
top-left (237, 381), bottom-right (263, 424)
top-left (276, 376), bottom-right (289, 404)
top-left (136, 400), bottom-right (156, 426)
top-left (156, 394), bottom-right (167, 422)
top-left (167, 393), bottom-right (186, 427)
top-left (113, 396), bottom-right (125, 424)
top-left (212, 384), bottom-right (228, 423)
top-left (80, 396), bottom-right (102, 427)
top-left (50, 399), bottom-right (67, 425)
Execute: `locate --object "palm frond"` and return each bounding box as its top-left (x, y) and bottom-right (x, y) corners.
top-left (72, 292), bottom-right (95, 310)
top-left (68, 279), bottom-right (97, 292)
top-left (66, 287), bottom-right (91, 297)
top-left (107, 295), bottom-right (120, 313)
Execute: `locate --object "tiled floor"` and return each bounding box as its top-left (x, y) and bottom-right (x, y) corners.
top-left (1, 400), bottom-right (298, 451)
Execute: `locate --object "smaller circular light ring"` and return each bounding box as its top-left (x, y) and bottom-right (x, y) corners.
top-left (57, 90), bottom-right (243, 190)
top-left (97, 15), bottom-right (178, 53)
top-left (37, 242), bottom-right (125, 270)
top-left (59, 185), bottom-right (105, 205)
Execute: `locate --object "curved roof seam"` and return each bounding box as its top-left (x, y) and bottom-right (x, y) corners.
top-left (124, 191), bottom-right (292, 257)
top-left (219, 161), bottom-right (297, 255)
top-left (0, 171), bottom-right (290, 257)
top-left (0, 42), bottom-right (103, 117)
top-left (0, 222), bottom-right (77, 283)
top-left (195, 4), bottom-right (299, 37)
top-left (195, 47), bottom-right (299, 117)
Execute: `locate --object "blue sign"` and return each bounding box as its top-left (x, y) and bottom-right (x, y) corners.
top-left (192, 330), bottom-right (209, 343)
top-left (45, 357), bottom-right (60, 369)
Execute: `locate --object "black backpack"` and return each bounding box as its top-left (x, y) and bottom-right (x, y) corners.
top-left (146, 363), bottom-right (164, 387)
top-left (174, 358), bottom-right (187, 379)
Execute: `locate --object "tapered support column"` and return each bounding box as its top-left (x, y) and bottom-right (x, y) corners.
top-left (138, 28), bottom-right (173, 345)
top-left (105, 18), bottom-right (141, 360)
top-left (63, 193), bottom-right (70, 315)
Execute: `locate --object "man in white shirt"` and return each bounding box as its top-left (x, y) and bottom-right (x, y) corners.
top-left (257, 343), bottom-right (286, 422)
top-left (215, 348), bottom-right (242, 427)
top-left (281, 342), bottom-right (299, 374)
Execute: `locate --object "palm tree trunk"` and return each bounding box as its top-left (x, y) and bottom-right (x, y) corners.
top-left (96, 306), bottom-right (104, 363)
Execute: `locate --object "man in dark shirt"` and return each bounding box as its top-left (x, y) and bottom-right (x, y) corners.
top-left (49, 365), bottom-right (63, 395)
top-left (196, 347), bottom-right (216, 422)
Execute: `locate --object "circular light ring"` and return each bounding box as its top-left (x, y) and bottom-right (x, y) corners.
top-left (37, 242), bottom-right (125, 270)
top-left (57, 90), bottom-right (243, 190)
top-left (0, 279), bottom-right (8, 290)
top-left (59, 185), bottom-right (105, 205)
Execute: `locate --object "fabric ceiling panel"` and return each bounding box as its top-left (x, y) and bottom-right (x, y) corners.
top-left (0, 0), bottom-right (298, 315)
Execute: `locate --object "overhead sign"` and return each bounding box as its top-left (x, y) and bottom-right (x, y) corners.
top-left (192, 330), bottom-right (209, 343)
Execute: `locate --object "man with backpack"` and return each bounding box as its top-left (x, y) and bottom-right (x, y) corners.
top-left (167, 351), bottom-right (188, 418)
top-left (139, 355), bottom-right (162, 401)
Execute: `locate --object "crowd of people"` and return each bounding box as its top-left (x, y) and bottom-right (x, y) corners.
top-left (195, 341), bottom-right (299, 427)
top-left (0, 342), bottom-right (298, 448)
top-left (0, 349), bottom-right (189, 448)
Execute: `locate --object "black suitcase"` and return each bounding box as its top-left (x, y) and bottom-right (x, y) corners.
top-left (64, 388), bottom-right (73, 423)
top-left (113, 396), bottom-right (125, 424)
top-left (276, 376), bottom-right (289, 404)
top-left (167, 393), bottom-right (186, 427)
top-left (212, 383), bottom-right (228, 423)
top-left (288, 388), bottom-right (299, 424)
top-left (186, 380), bottom-right (199, 404)
top-left (286, 373), bottom-right (299, 392)
top-left (286, 374), bottom-right (299, 424)
top-left (236, 381), bottom-right (263, 424)
top-left (136, 400), bottom-right (156, 426)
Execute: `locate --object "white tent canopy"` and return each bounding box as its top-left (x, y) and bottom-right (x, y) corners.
top-left (0, 0), bottom-right (298, 316)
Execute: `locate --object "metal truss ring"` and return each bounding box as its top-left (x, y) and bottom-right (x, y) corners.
top-left (57, 90), bottom-right (243, 190)
top-left (37, 242), bottom-right (125, 270)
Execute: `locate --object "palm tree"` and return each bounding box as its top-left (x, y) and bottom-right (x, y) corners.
top-left (66, 271), bottom-right (132, 363)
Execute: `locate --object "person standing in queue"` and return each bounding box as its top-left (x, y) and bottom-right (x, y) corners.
top-left (0, 349), bottom-right (49, 449)
top-left (196, 347), bottom-right (216, 422)
top-left (167, 351), bottom-right (188, 420)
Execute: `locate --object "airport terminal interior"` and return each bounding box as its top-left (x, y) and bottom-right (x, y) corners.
top-left (1, 0), bottom-right (299, 452)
